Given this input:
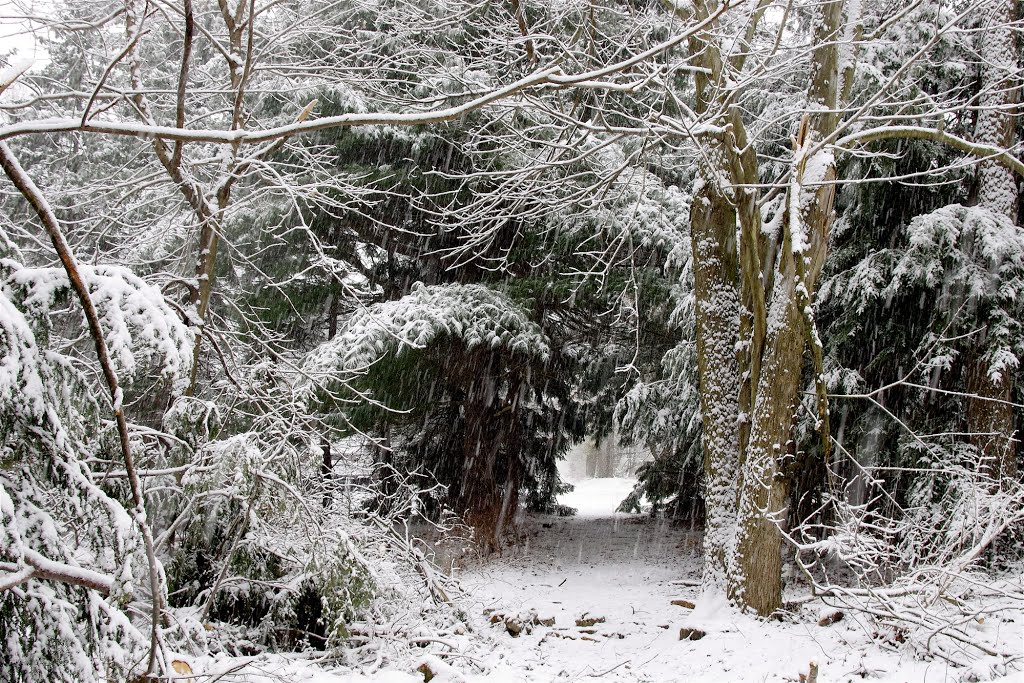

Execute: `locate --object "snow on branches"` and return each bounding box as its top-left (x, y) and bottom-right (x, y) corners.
top-left (3, 261), bottom-right (193, 388)
top-left (306, 282), bottom-right (551, 377)
top-left (825, 204), bottom-right (1024, 380)
top-left (0, 251), bottom-right (190, 681)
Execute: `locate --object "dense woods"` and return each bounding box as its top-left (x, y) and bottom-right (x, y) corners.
top-left (1, 0), bottom-right (1022, 680)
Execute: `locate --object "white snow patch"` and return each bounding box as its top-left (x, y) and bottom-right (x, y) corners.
top-left (558, 477), bottom-right (637, 517)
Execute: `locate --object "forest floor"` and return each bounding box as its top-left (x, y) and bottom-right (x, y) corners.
top-left (455, 478), bottom-right (1021, 683)
top-left (459, 477), bottom-right (708, 680)
top-left (189, 478), bottom-right (1022, 683)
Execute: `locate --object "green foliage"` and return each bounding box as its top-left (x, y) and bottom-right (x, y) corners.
top-left (305, 283), bottom-right (583, 527)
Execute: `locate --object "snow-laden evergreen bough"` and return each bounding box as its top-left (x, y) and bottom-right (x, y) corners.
top-left (804, 201), bottom-right (1024, 665)
top-left (0, 242), bottom-right (191, 682)
top-left (0, 240), bottom-right (474, 680)
top-left (306, 282), bottom-right (551, 374)
top-left (303, 282), bottom-right (571, 548)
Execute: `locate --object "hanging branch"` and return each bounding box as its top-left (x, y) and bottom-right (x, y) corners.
top-left (508, 0), bottom-right (537, 66)
top-left (0, 550), bottom-right (115, 594)
top-left (0, 141), bottom-right (167, 679)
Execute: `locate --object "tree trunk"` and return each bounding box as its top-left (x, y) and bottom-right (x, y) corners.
top-left (969, 0), bottom-right (1019, 484)
top-left (321, 290), bottom-right (340, 508)
top-left (684, 0), bottom-right (744, 596)
top-left (967, 354), bottom-right (1017, 482)
top-left (733, 0), bottom-right (843, 616)
top-left (458, 352), bottom-right (503, 551)
top-left (733, 296), bottom-right (803, 613)
top-left (321, 439), bottom-right (333, 508)
top-left (690, 174), bottom-right (742, 593)
top-left (685, 0), bottom-right (846, 614)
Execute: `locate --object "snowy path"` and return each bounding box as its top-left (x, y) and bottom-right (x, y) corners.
top-left (183, 479), bottom-right (1021, 682)
top-left (460, 505), bottom-right (704, 681)
top-left (457, 479), bottom-right (1023, 683)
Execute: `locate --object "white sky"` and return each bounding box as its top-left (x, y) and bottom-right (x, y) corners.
top-left (1, 0), bottom-right (48, 66)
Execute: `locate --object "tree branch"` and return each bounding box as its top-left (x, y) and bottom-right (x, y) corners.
top-left (0, 7), bottom-right (723, 147)
top-left (0, 550), bottom-right (115, 595)
top-left (0, 141), bottom-right (166, 677)
top-left (836, 125), bottom-right (1024, 178)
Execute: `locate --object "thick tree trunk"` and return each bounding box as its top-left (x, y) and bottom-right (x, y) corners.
top-left (458, 351), bottom-right (523, 552)
top-left (732, 0), bottom-right (843, 615)
top-left (495, 458), bottom-right (522, 543)
top-left (684, 0), bottom-right (744, 596)
top-left (733, 298), bottom-right (803, 613)
top-left (685, 0), bottom-right (845, 615)
top-left (690, 172), bottom-right (742, 593)
top-left (969, 0), bottom-right (1019, 484)
top-left (967, 356), bottom-right (1017, 481)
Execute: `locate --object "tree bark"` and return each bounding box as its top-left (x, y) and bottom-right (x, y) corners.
top-left (685, 0), bottom-right (846, 614)
top-left (690, 173), bottom-right (742, 593)
top-left (967, 356), bottom-right (1017, 481)
top-left (685, 0), bottom-right (744, 596)
top-left (969, 0), bottom-right (1019, 484)
top-left (733, 0), bottom-right (844, 616)
top-left (321, 290), bottom-right (340, 507)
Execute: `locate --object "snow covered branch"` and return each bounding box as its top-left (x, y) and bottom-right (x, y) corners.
top-left (0, 140), bottom-right (167, 677)
top-left (836, 126), bottom-right (1024, 178)
top-left (0, 550), bottom-right (115, 595)
top-left (0, 8), bottom-right (723, 148)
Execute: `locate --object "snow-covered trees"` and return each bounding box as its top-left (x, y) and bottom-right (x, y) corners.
top-left (635, 0), bottom-right (1024, 618)
top-left (967, 0), bottom-right (1020, 485)
top-left (306, 283), bottom-right (579, 548)
top-left (1, 0), bottom-right (716, 675)
top-left (1, 0), bottom-right (1022, 676)
top-left (778, 0), bottom-right (1024, 657)
top-left (645, 0), bottom-right (854, 615)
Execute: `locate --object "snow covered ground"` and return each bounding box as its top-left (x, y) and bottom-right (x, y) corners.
top-left (181, 478), bottom-right (1023, 683)
top-left (456, 479), bottom-right (1023, 682)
